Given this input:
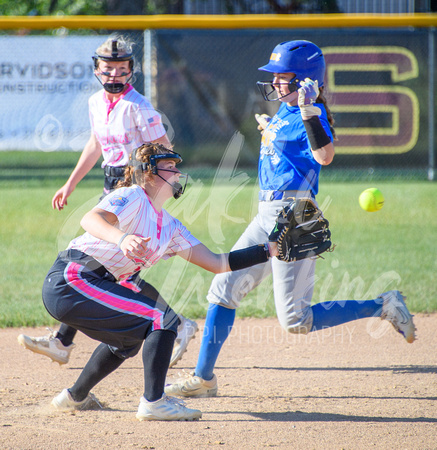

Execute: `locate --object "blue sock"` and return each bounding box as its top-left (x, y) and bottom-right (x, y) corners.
top-left (311, 299), bottom-right (382, 331)
top-left (195, 304), bottom-right (236, 381)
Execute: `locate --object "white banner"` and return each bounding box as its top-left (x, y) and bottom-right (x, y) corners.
top-left (0, 35), bottom-right (109, 151)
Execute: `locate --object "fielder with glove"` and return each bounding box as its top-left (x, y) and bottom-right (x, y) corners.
top-left (165, 40), bottom-right (416, 401)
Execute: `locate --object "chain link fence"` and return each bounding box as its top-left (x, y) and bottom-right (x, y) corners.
top-left (150, 27), bottom-right (435, 180)
top-left (0, 25), bottom-right (435, 182)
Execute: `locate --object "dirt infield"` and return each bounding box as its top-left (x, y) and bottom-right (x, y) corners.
top-left (2, 315), bottom-right (436, 449)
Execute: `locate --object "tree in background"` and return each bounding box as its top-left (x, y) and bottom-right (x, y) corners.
top-left (107, 0), bottom-right (145, 15)
top-left (0, 0), bottom-right (106, 16)
top-left (263, 0), bottom-right (339, 14)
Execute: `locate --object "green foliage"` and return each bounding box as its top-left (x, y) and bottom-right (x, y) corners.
top-left (0, 0), bottom-right (106, 16)
top-left (0, 0), bottom-right (201, 16)
top-left (0, 0), bottom-right (343, 17)
top-left (0, 177), bottom-right (436, 328)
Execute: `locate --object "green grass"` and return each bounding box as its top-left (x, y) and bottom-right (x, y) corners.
top-left (0, 179), bottom-right (436, 328)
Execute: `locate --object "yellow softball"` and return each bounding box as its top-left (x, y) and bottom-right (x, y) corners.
top-left (359, 188), bottom-right (384, 212)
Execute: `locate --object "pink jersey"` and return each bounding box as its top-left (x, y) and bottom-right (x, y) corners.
top-left (68, 185), bottom-right (200, 281)
top-left (89, 85), bottom-right (167, 168)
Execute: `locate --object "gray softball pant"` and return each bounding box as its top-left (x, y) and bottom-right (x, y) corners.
top-left (207, 196), bottom-right (317, 334)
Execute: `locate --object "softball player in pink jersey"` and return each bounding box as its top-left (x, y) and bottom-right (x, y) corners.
top-left (44, 143), bottom-right (278, 421)
top-left (52, 34), bottom-right (171, 210)
top-left (18, 34), bottom-right (197, 368)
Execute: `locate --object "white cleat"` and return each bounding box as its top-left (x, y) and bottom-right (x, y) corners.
top-left (51, 389), bottom-right (103, 412)
top-left (136, 395), bottom-right (202, 421)
top-left (165, 371), bottom-right (218, 398)
top-left (379, 290), bottom-right (416, 343)
top-left (17, 330), bottom-right (75, 365)
top-left (169, 317), bottom-right (198, 368)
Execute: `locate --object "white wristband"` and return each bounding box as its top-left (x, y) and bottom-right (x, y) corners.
top-left (118, 233), bottom-right (129, 248)
top-left (299, 104), bottom-right (322, 118)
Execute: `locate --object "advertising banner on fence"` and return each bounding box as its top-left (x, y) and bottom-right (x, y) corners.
top-left (155, 29), bottom-right (432, 173)
top-left (0, 36), bottom-right (108, 151)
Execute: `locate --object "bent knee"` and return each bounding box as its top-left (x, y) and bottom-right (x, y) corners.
top-left (278, 308), bottom-right (313, 335)
top-left (207, 292), bottom-right (239, 310)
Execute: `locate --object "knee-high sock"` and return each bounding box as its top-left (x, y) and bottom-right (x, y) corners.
top-left (69, 343), bottom-right (125, 402)
top-left (142, 329), bottom-right (176, 402)
top-left (311, 299), bottom-right (382, 331)
top-left (195, 304), bottom-right (236, 381)
top-left (56, 323), bottom-right (77, 346)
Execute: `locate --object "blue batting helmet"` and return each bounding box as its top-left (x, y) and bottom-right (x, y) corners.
top-left (258, 40), bottom-right (325, 87)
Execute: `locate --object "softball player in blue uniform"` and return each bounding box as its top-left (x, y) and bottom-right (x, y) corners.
top-left (18, 34), bottom-right (197, 367)
top-left (165, 40), bottom-right (416, 398)
top-left (44, 143), bottom-right (278, 420)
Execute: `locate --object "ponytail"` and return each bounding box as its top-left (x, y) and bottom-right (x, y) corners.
top-left (116, 166), bottom-right (134, 189)
top-left (317, 87), bottom-right (337, 141)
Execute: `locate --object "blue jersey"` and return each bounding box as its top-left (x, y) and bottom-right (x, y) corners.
top-left (258, 103), bottom-right (332, 196)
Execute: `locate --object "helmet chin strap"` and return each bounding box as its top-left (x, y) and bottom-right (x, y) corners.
top-left (155, 170), bottom-right (187, 200)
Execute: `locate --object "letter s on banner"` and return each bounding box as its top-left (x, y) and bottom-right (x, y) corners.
top-left (323, 46), bottom-right (420, 154)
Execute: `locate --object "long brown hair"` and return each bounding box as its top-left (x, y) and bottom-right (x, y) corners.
top-left (317, 86), bottom-right (337, 140)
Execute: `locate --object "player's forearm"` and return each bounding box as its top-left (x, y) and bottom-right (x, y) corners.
top-left (65, 160), bottom-right (98, 191)
top-left (311, 141), bottom-right (335, 165)
top-left (179, 242), bottom-right (277, 274)
top-left (301, 115), bottom-right (335, 165)
top-left (298, 79), bottom-right (335, 166)
top-left (65, 137), bottom-right (102, 190)
top-left (227, 243), bottom-right (277, 272)
top-left (178, 244), bottom-right (228, 273)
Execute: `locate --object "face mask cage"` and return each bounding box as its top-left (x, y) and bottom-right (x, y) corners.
top-left (256, 77), bottom-right (300, 101)
top-left (99, 80), bottom-right (131, 94)
top-left (154, 169), bottom-right (188, 199)
top-left (131, 151), bottom-right (188, 199)
top-left (94, 68), bottom-right (133, 94)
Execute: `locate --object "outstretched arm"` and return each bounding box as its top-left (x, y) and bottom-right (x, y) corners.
top-left (177, 242), bottom-right (278, 274)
